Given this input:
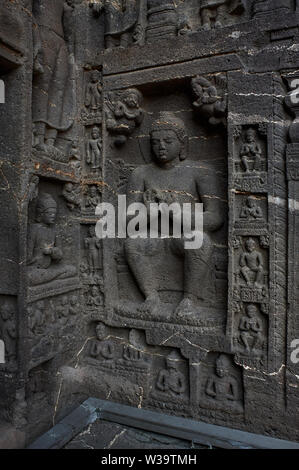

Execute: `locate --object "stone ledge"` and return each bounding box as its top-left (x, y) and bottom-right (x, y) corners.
top-left (28, 398), bottom-right (299, 450)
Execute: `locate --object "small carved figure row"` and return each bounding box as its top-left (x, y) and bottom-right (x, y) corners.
top-left (87, 323), bottom-right (243, 410)
top-left (28, 293), bottom-right (80, 336)
top-left (89, 0), bottom-right (246, 50)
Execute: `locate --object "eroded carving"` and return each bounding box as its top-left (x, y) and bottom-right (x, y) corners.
top-left (62, 183), bottom-right (81, 211)
top-left (32, 0), bottom-right (76, 155)
top-left (199, 0), bottom-right (245, 30)
top-left (84, 185), bottom-right (102, 213)
top-left (155, 351), bottom-right (187, 398)
top-left (85, 225), bottom-right (102, 277)
top-left (191, 75), bottom-right (227, 126)
top-left (90, 0), bottom-right (138, 49)
top-left (86, 126), bottom-right (102, 171)
top-left (201, 354), bottom-right (243, 413)
top-left (106, 88), bottom-right (144, 146)
top-left (83, 70), bottom-right (102, 124)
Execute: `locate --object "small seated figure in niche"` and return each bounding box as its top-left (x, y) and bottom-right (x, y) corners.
top-left (106, 88), bottom-right (144, 146)
top-left (85, 185), bottom-right (101, 211)
top-left (191, 76), bottom-right (226, 126)
top-left (86, 126), bottom-right (102, 171)
top-left (27, 193), bottom-right (77, 286)
top-left (89, 322), bottom-right (115, 361)
top-left (239, 238), bottom-right (264, 287)
top-left (205, 354), bottom-right (239, 405)
top-left (122, 329), bottom-right (146, 364)
top-left (90, 0), bottom-right (138, 49)
top-left (240, 128), bottom-right (262, 173)
top-left (56, 296), bottom-right (69, 326)
top-left (68, 140), bottom-right (81, 169)
top-left (87, 285), bottom-right (103, 307)
top-left (125, 112), bottom-right (223, 317)
top-left (28, 301), bottom-right (45, 336)
top-left (238, 304), bottom-right (265, 353)
top-left (239, 196), bottom-right (263, 220)
top-left (0, 302), bottom-right (16, 363)
top-left (199, 0), bottom-right (245, 30)
top-left (85, 225), bottom-right (102, 277)
top-left (62, 182), bottom-right (81, 211)
top-left (156, 351), bottom-right (186, 397)
top-left (85, 70), bottom-right (102, 114)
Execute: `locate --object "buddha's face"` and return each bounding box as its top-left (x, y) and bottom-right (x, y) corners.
top-left (96, 323), bottom-right (106, 340)
top-left (247, 197), bottom-right (255, 208)
top-left (246, 239), bottom-right (255, 252)
top-left (90, 187), bottom-right (97, 197)
top-left (92, 128), bottom-right (99, 139)
top-left (91, 72), bottom-right (99, 83)
top-left (246, 131), bottom-right (255, 142)
top-left (151, 129), bottom-right (181, 165)
top-left (247, 305), bottom-right (258, 317)
top-left (41, 207), bottom-right (57, 225)
top-left (216, 360), bottom-right (228, 378)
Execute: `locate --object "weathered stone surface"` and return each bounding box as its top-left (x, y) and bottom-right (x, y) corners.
top-left (0, 0), bottom-right (298, 448)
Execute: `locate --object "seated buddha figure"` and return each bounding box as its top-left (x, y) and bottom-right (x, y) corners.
top-left (27, 192), bottom-right (77, 286)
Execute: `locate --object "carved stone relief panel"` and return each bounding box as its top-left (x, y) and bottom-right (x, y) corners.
top-left (102, 78), bottom-right (228, 335)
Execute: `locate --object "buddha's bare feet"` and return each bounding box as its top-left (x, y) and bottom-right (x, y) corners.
top-left (142, 291), bottom-right (161, 315)
top-left (175, 298), bottom-right (197, 317)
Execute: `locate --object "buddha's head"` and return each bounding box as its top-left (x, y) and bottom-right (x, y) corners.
top-left (91, 126), bottom-right (100, 139)
top-left (246, 304), bottom-right (258, 318)
top-left (90, 70), bottom-right (100, 83)
top-left (166, 350), bottom-right (182, 371)
top-left (96, 321), bottom-right (107, 341)
top-left (216, 354), bottom-right (231, 378)
top-left (36, 193), bottom-right (57, 225)
top-left (89, 225), bottom-right (95, 237)
top-left (246, 196), bottom-right (256, 208)
top-left (245, 238), bottom-right (256, 253)
top-left (245, 128), bottom-right (256, 143)
top-left (150, 112), bottom-right (187, 165)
